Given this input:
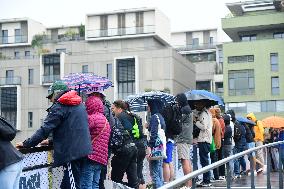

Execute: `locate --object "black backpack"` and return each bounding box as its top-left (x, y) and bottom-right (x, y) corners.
top-left (233, 121), bottom-right (242, 142)
top-left (162, 104), bottom-right (182, 136)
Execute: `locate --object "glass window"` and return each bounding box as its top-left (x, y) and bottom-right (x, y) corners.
top-left (209, 37), bottom-right (214, 44)
top-left (261, 101), bottom-right (276, 112)
top-left (118, 13), bottom-right (126, 35)
top-left (0, 87), bottom-right (17, 127)
top-left (28, 69), bottom-right (34, 84)
top-left (241, 34), bottom-right (256, 41)
top-left (56, 48), bottom-right (66, 53)
top-left (117, 58), bottom-right (135, 99)
top-left (186, 52), bottom-right (216, 62)
top-left (271, 77), bottom-right (279, 95)
top-left (270, 53), bottom-right (278, 71)
top-left (136, 12), bottom-right (144, 34)
top-left (228, 69), bottom-right (255, 96)
top-left (82, 65), bottom-right (88, 73)
top-left (227, 102), bottom-right (247, 113)
top-left (14, 51), bottom-right (20, 59)
top-left (100, 15), bottom-right (108, 36)
top-left (228, 55), bottom-right (254, 63)
top-left (196, 81), bottom-right (211, 91)
top-left (107, 64), bottom-right (112, 80)
top-left (28, 112), bottom-right (33, 128)
top-left (42, 54), bottom-right (61, 83)
top-left (15, 29), bottom-right (21, 43)
top-left (25, 51), bottom-right (30, 57)
top-left (192, 38), bottom-right (199, 48)
top-left (273, 32), bottom-right (284, 39)
top-left (2, 30), bottom-right (8, 44)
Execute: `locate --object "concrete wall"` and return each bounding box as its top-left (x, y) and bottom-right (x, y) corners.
top-left (155, 9), bottom-right (171, 44)
top-left (28, 19), bottom-right (46, 43)
top-left (1, 22), bottom-right (21, 44)
top-left (171, 32), bottom-right (186, 47)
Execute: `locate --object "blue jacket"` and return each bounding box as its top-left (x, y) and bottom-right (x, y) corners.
top-left (235, 122), bottom-right (246, 148)
top-left (148, 113), bottom-right (166, 148)
top-left (23, 91), bottom-right (92, 167)
top-left (279, 131), bottom-right (284, 149)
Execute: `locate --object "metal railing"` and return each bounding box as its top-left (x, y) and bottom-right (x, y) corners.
top-left (160, 141), bottom-right (284, 189)
top-left (0, 35), bottom-right (28, 44)
top-left (42, 34), bottom-right (85, 43)
top-left (0, 76), bottom-right (21, 85)
top-left (42, 75), bottom-right (60, 84)
top-left (175, 43), bottom-right (217, 51)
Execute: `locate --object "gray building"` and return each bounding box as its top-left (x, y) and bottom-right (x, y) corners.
top-left (0, 8), bottom-right (195, 142)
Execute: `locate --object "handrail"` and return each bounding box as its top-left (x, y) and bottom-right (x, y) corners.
top-left (159, 141), bottom-right (284, 189)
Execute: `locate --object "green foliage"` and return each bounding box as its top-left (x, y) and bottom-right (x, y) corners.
top-left (79, 24), bottom-right (85, 37)
top-left (31, 34), bottom-right (44, 49)
top-left (144, 88), bottom-right (153, 92)
top-left (162, 87), bottom-right (171, 94)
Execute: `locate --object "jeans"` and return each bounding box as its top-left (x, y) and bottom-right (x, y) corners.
top-left (149, 159), bottom-right (163, 188)
top-left (111, 145), bottom-right (139, 189)
top-left (233, 146), bottom-right (246, 175)
top-left (61, 157), bottom-right (85, 189)
top-left (80, 159), bottom-right (103, 189)
top-left (279, 148), bottom-right (284, 169)
top-left (223, 145), bottom-right (233, 177)
top-left (0, 160), bottom-right (23, 189)
top-left (198, 142), bottom-right (211, 184)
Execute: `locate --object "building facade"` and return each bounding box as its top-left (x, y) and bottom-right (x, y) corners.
top-left (171, 29), bottom-right (224, 97)
top-left (0, 8), bottom-right (196, 141)
top-left (222, 0), bottom-right (284, 118)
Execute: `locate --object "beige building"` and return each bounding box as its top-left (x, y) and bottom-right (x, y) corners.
top-left (0, 8), bottom-right (196, 141)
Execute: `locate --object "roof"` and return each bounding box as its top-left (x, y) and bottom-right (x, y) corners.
top-left (172, 28), bottom-right (218, 34)
top-left (87, 7), bottom-right (156, 16)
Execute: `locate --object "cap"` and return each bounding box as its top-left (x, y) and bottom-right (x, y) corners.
top-left (46, 81), bottom-right (68, 98)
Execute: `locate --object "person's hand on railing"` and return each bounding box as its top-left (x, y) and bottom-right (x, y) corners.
top-left (39, 139), bottom-right (49, 146)
top-left (15, 142), bottom-right (24, 149)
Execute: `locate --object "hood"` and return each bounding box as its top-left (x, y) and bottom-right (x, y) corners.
top-left (147, 99), bottom-right (163, 115)
top-left (176, 93), bottom-right (188, 108)
top-left (223, 114), bottom-right (231, 125)
top-left (85, 96), bottom-right (104, 115)
top-left (57, 90), bottom-right (82, 105)
top-left (209, 108), bottom-right (216, 118)
top-left (226, 109), bottom-right (236, 122)
top-left (246, 112), bottom-right (257, 122)
top-left (215, 107), bottom-right (221, 118)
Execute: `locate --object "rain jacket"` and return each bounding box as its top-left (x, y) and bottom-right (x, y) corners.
top-left (85, 96), bottom-right (111, 166)
top-left (23, 90), bottom-right (92, 167)
top-left (247, 113), bottom-right (264, 142)
top-left (193, 108), bottom-right (212, 144)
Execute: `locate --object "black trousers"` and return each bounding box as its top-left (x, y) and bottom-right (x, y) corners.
top-left (111, 145), bottom-right (139, 189)
top-left (210, 151), bottom-right (219, 179)
top-left (218, 141), bottom-right (225, 176)
top-left (136, 143), bottom-right (146, 185)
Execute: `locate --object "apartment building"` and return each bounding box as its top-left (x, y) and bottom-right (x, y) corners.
top-left (222, 0), bottom-right (284, 118)
top-left (0, 8), bottom-right (196, 141)
top-left (171, 28), bottom-right (224, 97)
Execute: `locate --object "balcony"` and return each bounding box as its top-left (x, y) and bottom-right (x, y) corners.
top-left (0, 35), bottom-right (28, 45)
top-left (41, 34), bottom-right (84, 44)
top-left (0, 77), bottom-right (21, 85)
top-left (86, 25), bottom-right (155, 39)
top-left (42, 75), bottom-right (60, 84)
top-left (175, 43), bottom-right (216, 52)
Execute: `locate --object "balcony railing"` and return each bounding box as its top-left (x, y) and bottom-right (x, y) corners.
top-left (0, 77), bottom-right (21, 85)
top-left (86, 25), bottom-right (155, 38)
top-left (42, 75), bottom-right (60, 84)
top-left (0, 35), bottom-right (28, 45)
top-left (41, 34), bottom-right (85, 44)
top-left (175, 42), bottom-right (217, 51)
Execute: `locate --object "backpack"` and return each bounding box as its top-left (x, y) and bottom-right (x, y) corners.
top-left (127, 112), bottom-right (147, 148)
top-left (162, 104), bottom-right (182, 136)
top-left (233, 121), bottom-right (242, 142)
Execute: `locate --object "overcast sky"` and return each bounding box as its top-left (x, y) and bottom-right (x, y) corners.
top-left (0, 0), bottom-right (236, 41)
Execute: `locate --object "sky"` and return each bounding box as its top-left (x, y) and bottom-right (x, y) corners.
top-left (0, 0), bottom-right (236, 41)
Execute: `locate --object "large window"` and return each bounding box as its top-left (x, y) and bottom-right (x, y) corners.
top-left (271, 77), bottom-right (279, 95)
top-left (136, 12), bottom-right (144, 33)
top-left (270, 53), bottom-right (278, 71)
top-left (2, 30), bottom-right (8, 44)
top-left (100, 15), bottom-right (108, 37)
top-left (241, 34), bottom-right (256, 41)
top-left (261, 101), bottom-right (276, 112)
top-left (107, 64), bottom-right (112, 80)
top-left (15, 29), bottom-right (21, 43)
top-left (228, 55), bottom-right (254, 63)
top-left (196, 81), bottom-right (211, 91)
top-left (0, 87), bottom-right (17, 127)
top-left (273, 32), bottom-right (284, 39)
top-left (82, 65), bottom-right (88, 73)
top-left (117, 58), bottom-right (135, 99)
top-left (118, 13), bottom-right (126, 35)
top-left (28, 69), bottom-right (34, 84)
top-left (28, 112), bottom-right (33, 128)
top-left (43, 54), bottom-right (60, 83)
top-left (228, 70), bottom-right (255, 96)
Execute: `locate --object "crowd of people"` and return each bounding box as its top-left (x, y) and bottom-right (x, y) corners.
top-left (0, 80), bottom-right (284, 189)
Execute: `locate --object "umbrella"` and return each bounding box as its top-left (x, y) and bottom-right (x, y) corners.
top-left (126, 91), bottom-right (175, 112)
top-left (62, 73), bottom-right (113, 94)
top-left (185, 90), bottom-right (218, 109)
top-left (236, 116), bottom-right (256, 125)
top-left (262, 116), bottom-right (284, 129)
top-left (190, 90), bottom-right (224, 106)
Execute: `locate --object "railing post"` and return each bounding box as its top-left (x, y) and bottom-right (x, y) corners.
top-left (250, 154), bottom-right (255, 189)
top-left (267, 147), bottom-right (271, 189)
top-left (226, 162), bottom-right (231, 189)
top-left (279, 147), bottom-right (283, 189)
top-left (192, 144), bottom-right (198, 189)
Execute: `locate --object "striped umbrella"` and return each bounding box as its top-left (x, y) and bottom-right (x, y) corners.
top-left (125, 91), bottom-right (175, 112)
top-left (62, 73), bottom-right (113, 94)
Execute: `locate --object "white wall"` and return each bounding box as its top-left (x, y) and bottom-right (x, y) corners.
top-left (170, 33), bottom-right (186, 47)
top-left (155, 9), bottom-right (171, 44)
top-left (2, 22), bottom-right (21, 44)
top-left (144, 11), bottom-right (155, 33)
top-left (192, 31), bottom-right (203, 44)
top-left (86, 15), bottom-right (100, 38)
top-left (108, 14), bottom-right (117, 35)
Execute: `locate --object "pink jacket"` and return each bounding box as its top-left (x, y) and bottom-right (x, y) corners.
top-left (85, 96), bottom-right (111, 165)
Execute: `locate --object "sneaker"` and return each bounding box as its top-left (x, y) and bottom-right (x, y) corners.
top-left (219, 176), bottom-right (226, 181)
top-left (247, 171), bottom-right (257, 176)
top-left (257, 168), bottom-right (264, 174)
top-left (200, 182), bottom-right (212, 187)
top-left (236, 174), bottom-right (242, 178)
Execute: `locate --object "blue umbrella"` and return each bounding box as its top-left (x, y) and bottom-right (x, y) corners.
top-left (236, 116), bottom-right (256, 125)
top-left (125, 91), bottom-right (175, 112)
top-left (185, 90), bottom-right (218, 109)
top-left (190, 90), bottom-right (224, 106)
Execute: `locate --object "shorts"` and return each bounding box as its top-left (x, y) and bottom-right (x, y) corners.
top-left (177, 143), bottom-right (191, 160)
top-left (163, 141), bottom-right (174, 163)
top-left (247, 142), bottom-right (256, 157)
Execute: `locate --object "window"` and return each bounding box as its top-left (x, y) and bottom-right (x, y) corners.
top-left (218, 49), bottom-right (223, 63)
top-left (186, 52), bottom-right (216, 62)
top-left (43, 54), bottom-right (60, 83)
top-left (15, 29), bottom-right (21, 43)
top-left (228, 55), bottom-right (254, 63)
top-left (261, 101), bottom-right (276, 112)
top-left (271, 77), bottom-right (279, 95)
top-left (227, 102), bottom-right (247, 113)
top-left (136, 12), bottom-right (144, 33)
top-left (228, 69), bottom-right (255, 96)
top-left (196, 81), bottom-right (211, 91)
top-left (192, 38), bottom-right (199, 48)
top-left (118, 13), bottom-right (126, 35)
top-left (28, 112), bottom-right (33, 128)
top-left (6, 70), bottom-right (14, 84)
top-left (14, 51), bottom-right (20, 59)
top-left (0, 87), bottom-right (17, 127)
top-left (209, 37), bottom-right (214, 44)
top-left (241, 34), bottom-right (256, 41)
top-left (2, 30), bottom-right (8, 44)
top-left (107, 64), bottom-right (112, 80)
top-left (56, 48), bottom-right (66, 53)
top-left (117, 58), bottom-right (135, 99)
top-left (270, 53), bottom-right (278, 71)
top-left (273, 32), bottom-right (284, 39)
top-left (82, 65), bottom-right (88, 73)
top-left (100, 15), bottom-right (108, 37)
top-left (28, 69), bottom-right (34, 84)
top-left (25, 51), bottom-right (30, 58)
